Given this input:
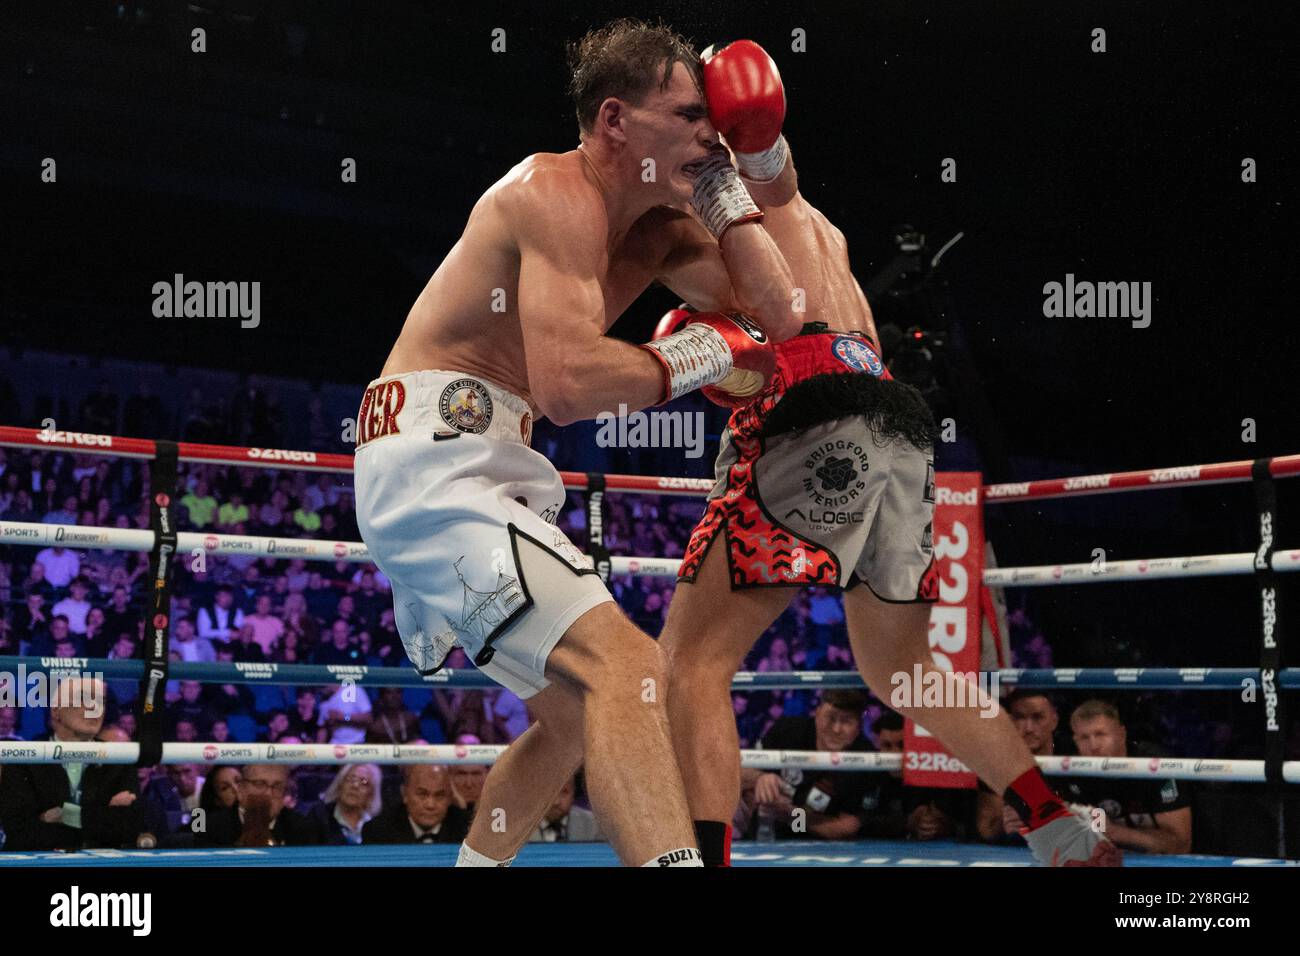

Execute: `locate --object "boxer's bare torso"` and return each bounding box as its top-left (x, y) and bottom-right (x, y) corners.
top-left (380, 150), bottom-right (725, 414)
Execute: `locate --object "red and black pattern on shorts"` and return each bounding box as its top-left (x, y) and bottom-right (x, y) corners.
top-left (678, 432), bottom-right (840, 588)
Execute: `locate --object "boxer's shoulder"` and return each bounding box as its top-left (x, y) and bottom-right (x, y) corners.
top-left (493, 152), bottom-right (607, 249)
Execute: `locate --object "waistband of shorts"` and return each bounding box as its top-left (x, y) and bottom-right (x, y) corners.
top-left (355, 369), bottom-right (534, 450)
top-left (774, 331), bottom-right (891, 386)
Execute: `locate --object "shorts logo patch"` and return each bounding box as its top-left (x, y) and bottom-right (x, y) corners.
top-left (439, 379), bottom-right (493, 434)
top-left (831, 336), bottom-right (884, 376)
top-left (815, 456), bottom-right (857, 492)
top-left (800, 439), bottom-right (871, 533)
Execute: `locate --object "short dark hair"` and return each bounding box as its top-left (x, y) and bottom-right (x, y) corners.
top-left (1006, 689), bottom-right (1057, 713)
top-left (567, 18), bottom-right (702, 135)
top-left (820, 689), bottom-right (870, 716)
top-left (872, 711), bottom-right (905, 735)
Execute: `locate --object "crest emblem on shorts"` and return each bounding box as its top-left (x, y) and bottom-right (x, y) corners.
top-left (831, 336), bottom-right (884, 376)
top-left (439, 379), bottom-right (493, 434)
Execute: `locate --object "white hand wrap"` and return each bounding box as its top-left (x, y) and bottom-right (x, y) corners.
top-left (736, 134), bottom-right (789, 184)
top-left (642, 322), bottom-right (735, 402)
top-left (690, 153), bottom-right (762, 239)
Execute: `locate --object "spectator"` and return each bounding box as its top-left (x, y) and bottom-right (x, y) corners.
top-left (366, 687), bottom-right (421, 745)
top-left (319, 682), bottom-right (372, 744)
top-left (196, 585), bottom-right (244, 645)
top-left (100, 585), bottom-right (137, 646)
top-left (216, 491), bottom-right (249, 531)
top-left (197, 766), bottom-right (241, 816)
top-left (280, 592), bottom-right (319, 654)
top-left (0, 705), bottom-right (22, 741)
top-left (169, 681), bottom-right (217, 738)
top-left (139, 763), bottom-right (205, 847)
top-left (370, 609), bottom-right (402, 667)
top-left (303, 474), bottom-right (338, 514)
top-left (975, 691), bottom-right (1059, 844)
top-left (33, 547), bottom-right (80, 589)
top-left (304, 572), bottom-right (337, 620)
top-left (530, 774), bottom-right (602, 843)
top-left (0, 676), bottom-right (140, 850)
top-left (1, 488), bottom-right (37, 522)
top-left (287, 689), bottom-right (326, 743)
top-left (171, 616), bottom-right (217, 663)
top-left (229, 622), bottom-right (267, 663)
top-left (1056, 699), bottom-right (1193, 854)
top-left (310, 764), bottom-right (382, 845)
top-left (245, 594), bottom-right (285, 656)
top-left (434, 682), bottom-right (512, 745)
top-left (740, 690), bottom-right (889, 842)
top-left (352, 570), bottom-right (387, 630)
top-left (197, 763), bottom-right (321, 847)
top-left (361, 765), bottom-right (468, 844)
top-left (42, 494), bottom-right (79, 527)
top-left (313, 619), bottom-right (363, 667)
top-left (292, 499), bottom-right (321, 534)
top-left (51, 577), bottom-right (93, 635)
top-left (29, 615), bottom-right (80, 658)
top-left (83, 607), bottom-right (109, 657)
top-left (12, 592), bottom-right (51, 651)
top-left (448, 734), bottom-right (488, 818)
top-left (181, 479), bottom-right (218, 529)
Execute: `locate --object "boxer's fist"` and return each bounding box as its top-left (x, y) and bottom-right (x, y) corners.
top-left (652, 307), bottom-right (694, 341)
top-left (701, 40), bottom-right (786, 154)
top-left (689, 312), bottom-right (775, 407)
top-left (642, 310), bottom-right (775, 405)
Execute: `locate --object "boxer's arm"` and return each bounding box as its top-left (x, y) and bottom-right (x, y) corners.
top-left (514, 190), bottom-right (664, 426)
top-left (742, 151), bottom-right (798, 209)
top-left (655, 210), bottom-right (801, 342)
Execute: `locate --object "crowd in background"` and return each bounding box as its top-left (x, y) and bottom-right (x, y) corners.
top-left (0, 399), bottom-right (1295, 857)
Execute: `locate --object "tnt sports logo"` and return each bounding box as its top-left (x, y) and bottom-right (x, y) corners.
top-left (831, 336), bottom-right (884, 376)
top-left (155, 493), bottom-right (170, 508)
top-left (333, 542), bottom-right (348, 559)
top-left (203, 745), bottom-right (219, 761)
top-left (439, 379), bottom-right (493, 434)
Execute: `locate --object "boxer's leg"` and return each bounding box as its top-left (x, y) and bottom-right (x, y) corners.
top-left (544, 601), bottom-right (700, 866)
top-left (459, 682), bottom-right (585, 865)
top-left (841, 586), bottom-right (1034, 791)
top-left (660, 538), bottom-right (793, 851)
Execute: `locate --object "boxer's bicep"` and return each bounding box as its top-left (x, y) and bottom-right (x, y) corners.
top-left (655, 216), bottom-right (741, 313)
top-left (515, 206), bottom-right (607, 415)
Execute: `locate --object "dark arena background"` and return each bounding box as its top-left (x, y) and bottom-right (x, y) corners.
top-left (0, 0), bottom-right (1296, 923)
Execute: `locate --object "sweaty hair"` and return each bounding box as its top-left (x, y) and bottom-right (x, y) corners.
top-left (567, 18), bottom-right (702, 135)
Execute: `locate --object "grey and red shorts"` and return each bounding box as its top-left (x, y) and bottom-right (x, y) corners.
top-left (678, 329), bottom-right (939, 602)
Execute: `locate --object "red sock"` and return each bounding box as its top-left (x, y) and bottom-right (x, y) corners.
top-left (1003, 767), bottom-right (1070, 831)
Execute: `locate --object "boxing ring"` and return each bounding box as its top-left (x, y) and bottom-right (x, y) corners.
top-left (1, 424), bottom-right (1297, 865)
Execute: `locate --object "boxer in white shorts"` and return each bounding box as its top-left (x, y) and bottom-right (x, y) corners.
top-left (352, 19), bottom-right (802, 867)
top-left (354, 369), bottom-right (609, 700)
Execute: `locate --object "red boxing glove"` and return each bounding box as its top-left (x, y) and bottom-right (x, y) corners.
top-left (702, 40), bottom-right (789, 183)
top-left (642, 311), bottom-right (775, 406)
top-left (652, 306), bottom-right (694, 341)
